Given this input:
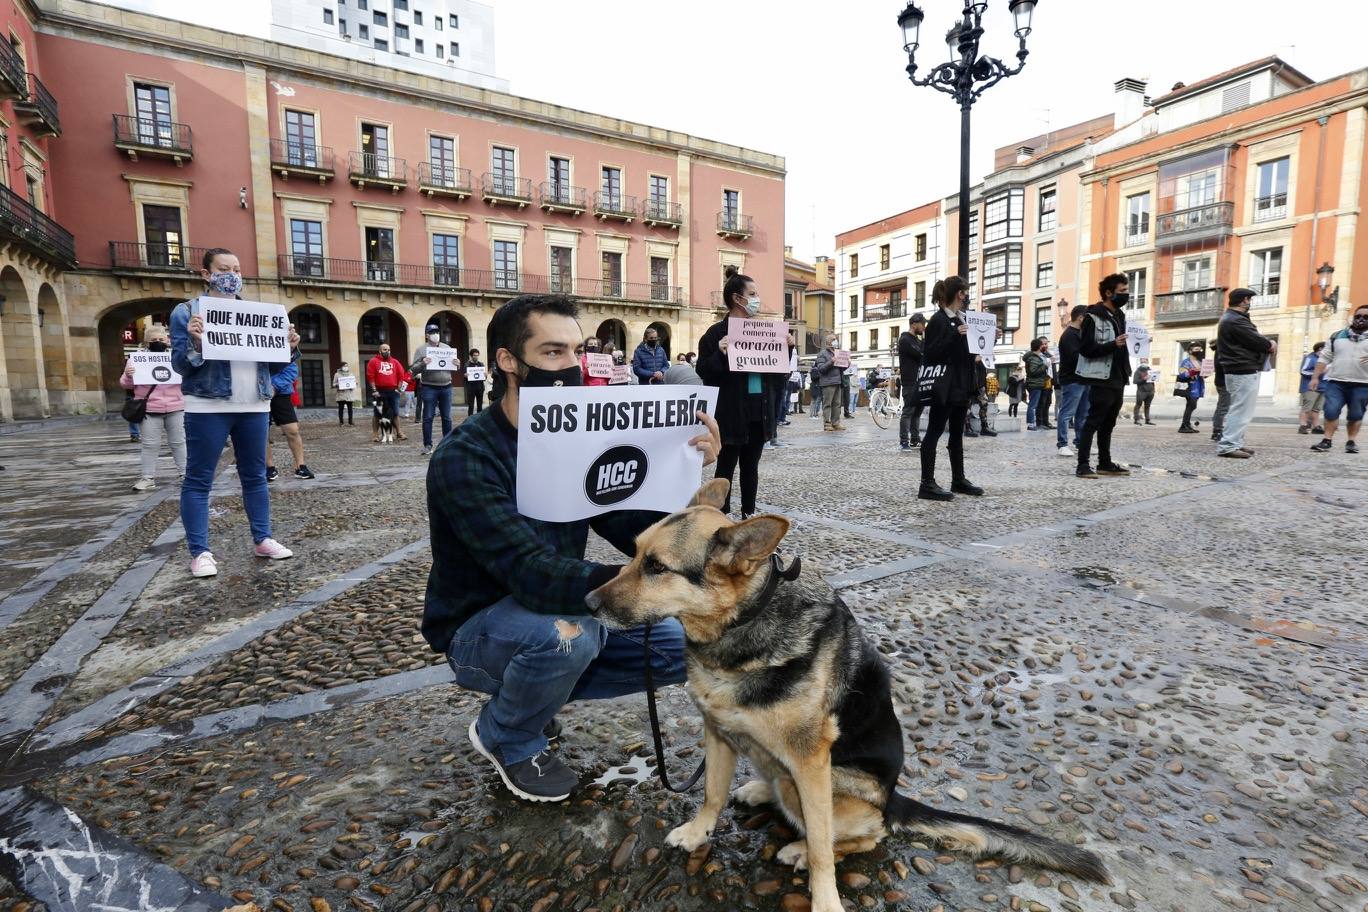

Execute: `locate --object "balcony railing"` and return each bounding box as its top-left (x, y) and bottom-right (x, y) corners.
top-left (717, 211), bottom-right (753, 239)
top-left (113, 114), bottom-right (193, 162)
top-left (481, 173), bottom-right (533, 206)
top-left (642, 199), bottom-right (683, 228)
top-left (1248, 281), bottom-right (1281, 310)
top-left (348, 152), bottom-right (407, 189)
top-left (1252, 194), bottom-right (1288, 223)
top-left (0, 39), bottom-right (25, 99)
top-left (1155, 201), bottom-right (1233, 245)
top-left (418, 163), bottom-right (473, 198)
top-left (594, 191), bottom-right (638, 222)
top-left (270, 139), bottom-right (335, 179)
top-left (1154, 287), bottom-right (1224, 324)
top-left (539, 182), bottom-right (586, 214)
top-left (0, 183), bottom-right (75, 269)
top-left (109, 241), bottom-right (212, 273)
top-left (277, 254), bottom-right (682, 305)
top-left (13, 73), bottom-right (60, 136)
top-left (1123, 226), bottom-right (1149, 248)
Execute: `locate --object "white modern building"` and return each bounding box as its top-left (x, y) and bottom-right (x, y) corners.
top-left (270, 0), bottom-right (507, 91)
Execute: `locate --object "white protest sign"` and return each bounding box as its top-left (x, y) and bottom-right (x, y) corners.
top-left (876, 367), bottom-right (893, 380)
top-left (465, 365), bottom-right (486, 382)
top-left (129, 351), bottom-right (181, 385)
top-left (1200, 357), bottom-right (1215, 378)
top-left (197, 297), bottom-right (291, 363)
top-left (608, 364), bottom-right (631, 384)
top-left (424, 346), bottom-right (459, 370)
top-left (516, 385), bottom-right (720, 522)
top-left (336, 374), bottom-right (358, 391)
top-left (965, 311), bottom-right (998, 369)
top-left (833, 350), bottom-right (851, 369)
top-left (585, 353), bottom-right (614, 379)
top-left (727, 318), bottom-right (790, 374)
top-left (1127, 324), bottom-right (1152, 362)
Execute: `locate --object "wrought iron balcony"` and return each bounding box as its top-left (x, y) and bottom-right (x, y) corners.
top-left (1252, 193), bottom-right (1288, 223)
top-left (109, 241), bottom-right (212, 274)
top-left (481, 173), bottom-right (532, 207)
top-left (1123, 226), bottom-right (1149, 248)
top-left (13, 73), bottom-right (59, 136)
top-left (594, 191), bottom-right (637, 223)
top-left (0, 184), bottom-right (75, 269)
top-left (539, 182), bottom-right (586, 215)
top-left (1154, 287), bottom-right (1224, 324)
top-left (113, 114), bottom-right (193, 164)
top-left (270, 140), bottom-right (335, 181)
top-left (642, 199), bottom-right (683, 228)
top-left (0, 39), bottom-right (25, 100)
top-left (348, 152), bottom-right (407, 191)
top-left (717, 211), bottom-right (753, 239)
top-left (1248, 281), bottom-right (1281, 310)
top-left (418, 163), bottom-right (473, 199)
top-left (1155, 201), bottom-right (1233, 246)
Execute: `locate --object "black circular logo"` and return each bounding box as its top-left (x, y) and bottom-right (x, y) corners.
top-left (585, 445), bottom-right (648, 507)
top-left (151, 365), bottom-right (172, 382)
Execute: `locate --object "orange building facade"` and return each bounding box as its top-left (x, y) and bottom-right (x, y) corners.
top-left (0, 0), bottom-right (785, 419)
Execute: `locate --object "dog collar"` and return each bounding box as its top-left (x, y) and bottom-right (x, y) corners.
top-left (733, 552), bottom-right (801, 628)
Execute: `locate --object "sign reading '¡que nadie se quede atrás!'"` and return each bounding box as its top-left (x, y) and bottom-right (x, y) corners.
top-left (129, 351), bottom-right (182, 385)
top-left (516, 385), bottom-right (720, 522)
top-left (197, 298), bottom-right (292, 362)
top-left (727, 318), bottom-right (791, 374)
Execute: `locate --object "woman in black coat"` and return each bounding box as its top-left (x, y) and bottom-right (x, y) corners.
top-left (696, 265), bottom-right (783, 518)
top-left (918, 276), bottom-right (983, 501)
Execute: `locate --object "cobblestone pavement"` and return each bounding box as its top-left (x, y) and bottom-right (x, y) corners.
top-left (1, 408), bottom-right (1365, 912)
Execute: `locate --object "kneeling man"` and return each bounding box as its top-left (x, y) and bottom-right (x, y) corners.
top-left (422, 294), bottom-right (721, 802)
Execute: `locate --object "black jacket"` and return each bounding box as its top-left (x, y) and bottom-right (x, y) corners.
top-left (897, 331), bottom-right (923, 384)
top-left (1078, 303), bottom-right (1130, 388)
top-left (922, 308), bottom-right (975, 406)
top-left (1216, 309), bottom-right (1273, 375)
top-left (696, 317), bottom-right (783, 446)
top-left (1057, 325), bottom-right (1082, 385)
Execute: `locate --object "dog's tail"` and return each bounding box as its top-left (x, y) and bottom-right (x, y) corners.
top-left (884, 792), bottom-right (1108, 883)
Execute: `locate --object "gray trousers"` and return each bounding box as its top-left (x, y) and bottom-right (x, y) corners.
top-left (1211, 386), bottom-right (1231, 435)
top-left (140, 410), bottom-right (187, 479)
top-left (821, 385), bottom-right (843, 426)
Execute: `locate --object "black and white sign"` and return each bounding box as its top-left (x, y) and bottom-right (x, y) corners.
top-left (336, 375), bottom-right (358, 391)
top-left (197, 298), bottom-right (291, 362)
top-left (128, 351), bottom-right (181, 385)
top-left (727, 318), bottom-right (790, 373)
top-left (516, 385), bottom-right (719, 522)
top-left (425, 346), bottom-right (459, 370)
top-left (965, 312), bottom-right (998, 369)
top-left (1127, 324), bottom-right (1152, 362)
top-left (465, 365), bottom-right (486, 382)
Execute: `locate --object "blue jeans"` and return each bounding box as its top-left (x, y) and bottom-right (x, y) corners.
top-left (1057, 384), bottom-right (1090, 448)
top-left (128, 420), bottom-right (141, 439)
top-left (1323, 380), bottom-right (1368, 424)
top-left (420, 383), bottom-right (453, 447)
top-left (447, 596), bottom-right (687, 765)
top-left (1217, 372), bottom-right (1260, 453)
top-left (1026, 388), bottom-right (1043, 428)
top-left (181, 411), bottom-right (271, 557)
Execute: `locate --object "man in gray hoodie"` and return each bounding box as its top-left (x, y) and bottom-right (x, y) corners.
top-left (411, 323), bottom-right (456, 455)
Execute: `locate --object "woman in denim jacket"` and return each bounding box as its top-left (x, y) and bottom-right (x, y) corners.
top-left (170, 248), bottom-right (298, 578)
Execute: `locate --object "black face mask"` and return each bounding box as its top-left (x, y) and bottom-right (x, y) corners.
top-left (646, 339), bottom-right (658, 348)
top-left (147, 340), bottom-right (168, 352)
top-left (516, 357), bottom-right (583, 388)
top-left (1111, 292), bottom-right (1130, 307)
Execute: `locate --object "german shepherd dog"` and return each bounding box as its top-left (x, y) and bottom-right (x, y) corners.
top-left (373, 394), bottom-right (396, 443)
top-left (587, 479), bottom-right (1107, 912)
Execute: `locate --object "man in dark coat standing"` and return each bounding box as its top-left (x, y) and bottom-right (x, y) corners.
top-left (1074, 273), bottom-right (1132, 479)
top-left (897, 313), bottom-right (926, 450)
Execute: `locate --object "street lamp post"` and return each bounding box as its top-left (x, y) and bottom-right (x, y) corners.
top-left (897, 0), bottom-right (1039, 278)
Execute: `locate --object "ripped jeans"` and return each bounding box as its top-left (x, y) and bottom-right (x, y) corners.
top-left (446, 595), bottom-right (687, 765)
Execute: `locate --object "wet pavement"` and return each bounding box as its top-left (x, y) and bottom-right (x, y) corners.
top-left (1, 407), bottom-right (1365, 912)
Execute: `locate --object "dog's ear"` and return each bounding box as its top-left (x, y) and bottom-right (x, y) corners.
top-left (689, 478), bottom-right (731, 511)
top-left (712, 514), bottom-right (789, 573)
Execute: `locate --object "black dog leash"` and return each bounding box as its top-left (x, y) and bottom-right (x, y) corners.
top-left (641, 552), bottom-right (801, 793)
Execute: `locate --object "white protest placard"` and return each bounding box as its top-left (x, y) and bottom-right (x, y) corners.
top-left (465, 365), bottom-right (486, 382)
top-left (608, 364), bottom-right (631, 385)
top-left (197, 297), bottom-right (291, 363)
top-left (876, 367), bottom-right (893, 380)
top-left (727, 318), bottom-right (790, 374)
top-left (965, 311), bottom-right (998, 369)
top-left (128, 351), bottom-right (181, 385)
top-left (424, 346), bottom-right (459, 371)
top-left (1200, 357), bottom-right (1215, 378)
top-left (585, 353), bottom-right (614, 379)
top-left (1127, 324), bottom-right (1152, 362)
top-left (833, 350), bottom-right (851, 369)
top-left (336, 374), bottom-right (358, 391)
top-left (516, 384), bottom-right (720, 522)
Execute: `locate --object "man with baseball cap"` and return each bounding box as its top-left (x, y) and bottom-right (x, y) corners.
top-left (1213, 287), bottom-right (1275, 458)
top-left (410, 322), bottom-right (456, 455)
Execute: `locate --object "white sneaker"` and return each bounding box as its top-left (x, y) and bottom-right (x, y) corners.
top-left (189, 552), bottom-right (218, 578)
top-left (132, 477), bottom-right (156, 492)
top-left (1057, 445), bottom-right (1075, 457)
top-left (253, 538), bottom-right (294, 560)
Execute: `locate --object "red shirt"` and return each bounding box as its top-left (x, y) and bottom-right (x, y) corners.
top-left (366, 355), bottom-right (410, 391)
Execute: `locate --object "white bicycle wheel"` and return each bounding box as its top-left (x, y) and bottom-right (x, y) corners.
top-left (870, 389), bottom-right (893, 429)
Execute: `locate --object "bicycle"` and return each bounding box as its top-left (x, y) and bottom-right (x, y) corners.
top-left (868, 384), bottom-right (901, 429)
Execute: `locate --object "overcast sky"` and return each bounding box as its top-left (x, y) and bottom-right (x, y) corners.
top-left (114, 0), bottom-right (1363, 262)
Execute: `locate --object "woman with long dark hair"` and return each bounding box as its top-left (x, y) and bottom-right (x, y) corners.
top-left (696, 265), bottom-right (782, 517)
top-left (918, 276), bottom-right (983, 501)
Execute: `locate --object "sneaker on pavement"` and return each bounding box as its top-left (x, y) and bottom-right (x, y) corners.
top-left (1298, 425), bottom-right (1310, 435)
top-left (900, 443), bottom-right (912, 451)
top-left (254, 538), bottom-right (294, 560)
top-left (189, 552), bottom-right (218, 578)
top-left (294, 465), bottom-right (316, 479)
top-left (266, 466), bottom-right (279, 482)
top-left (1097, 462), bottom-right (1131, 475)
top-left (543, 717), bottom-right (563, 742)
top-left (1311, 425), bottom-right (1324, 434)
top-left (132, 477), bottom-right (156, 492)
top-left (1310, 439), bottom-right (1333, 452)
top-left (1145, 420), bottom-right (1156, 425)
top-left (1057, 445), bottom-right (1075, 457)
top-left (1348, 440), bottom-right (1360, 454)
top-left (469, 719), bottom-right (576, 802)
top-left (422, 445), bottom-right (433, 456)
top-left (980, 429), bottom-right (998, 437)
top-left (1076, 465), bottom-right (1100, 479)
top-left (1239, 447), bottom-right (1256, 455)
top-left (1217, 449), bottom-right (1251, 459)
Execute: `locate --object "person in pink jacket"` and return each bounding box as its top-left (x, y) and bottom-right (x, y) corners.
top-left (121, 323), bottom-right (187, 491)
top-left (580, 336), bottom-right (609, 387)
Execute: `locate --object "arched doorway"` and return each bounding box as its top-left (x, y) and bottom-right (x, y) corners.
top-left (289, 304), bottom-right (341, 407)
top-left (1, 266), bottom-right (45, 418)
top-left (595, 318), bottom-right (626, 355)
top-left (357, 307), bottom-right (409, 374)
top-left (647, 320), bottom-right (673, 360)
top-left (37, 284), bottom-right (70, 412)
top-left (425, 310), bottom-right (471, 358)
top-left (96, 297), bottom-right (181, 411)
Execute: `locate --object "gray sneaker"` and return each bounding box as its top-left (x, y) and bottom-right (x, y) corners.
top-left (468, 719), bottom-right (576, 802)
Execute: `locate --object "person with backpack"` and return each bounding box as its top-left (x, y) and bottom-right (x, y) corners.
top-left (1309, 303), bottom-right (1368, 455)
top-left (1023, 339), bottom-right (1049, 431)
top-left (1073, 273), bottom-right (1132, 479)
top-left (121, 322), bottom-right (186, 492)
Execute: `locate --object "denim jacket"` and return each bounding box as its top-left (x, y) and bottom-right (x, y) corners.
top-left (169, 299), bottom-right (292, 400)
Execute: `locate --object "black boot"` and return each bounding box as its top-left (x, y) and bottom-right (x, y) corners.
top-left (951, 477), bottom-right (984, 496)
top-left (918, 479), bottom-right (954, 501)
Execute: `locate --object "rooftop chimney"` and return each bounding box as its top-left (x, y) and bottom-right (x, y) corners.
top-left (1114, 77), bottom-right (1149, 124)
top-left (1015, 145), bottom-right (1035, 164)
top-left (784, 245), bottom-right (793, 258)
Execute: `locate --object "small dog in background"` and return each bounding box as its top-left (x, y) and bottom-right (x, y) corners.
top-left (373, 394), bottom-right (396, 443)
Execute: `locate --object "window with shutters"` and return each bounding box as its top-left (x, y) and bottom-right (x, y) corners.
top-left (1221, 82), bottom-right (1251, 113)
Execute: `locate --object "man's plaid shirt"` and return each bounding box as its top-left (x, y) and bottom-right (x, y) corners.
top-left (421, 402), bottom-right (661, 654)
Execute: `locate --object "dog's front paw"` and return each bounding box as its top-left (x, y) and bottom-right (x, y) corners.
top-left (665, 821), bottom-right (712, 853)
top-left (731, 779), bottom-right (773, 807)
top-left (776, 839), bottom-right (809, 870)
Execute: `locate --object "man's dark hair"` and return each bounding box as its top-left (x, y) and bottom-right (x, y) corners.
top-left (201, 247), bottom-right (234, 271)
top-left (1029, 338), bottom-right (1043, 352)
top-left (1312, 341), bottom-right (1325, 353)
top-left (1070, 304), bottom-right (1089, 321)
top-left (909, 313), bottom-right (926, 325)
top-left (469, 348), bottom-right (480, 356)
top-left (1354, 303), bottom-right (1368, 316)
top-left (1099, 273), bottom-right (1128, 299)
top-left (486, 294), bottom-right (580, 401)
